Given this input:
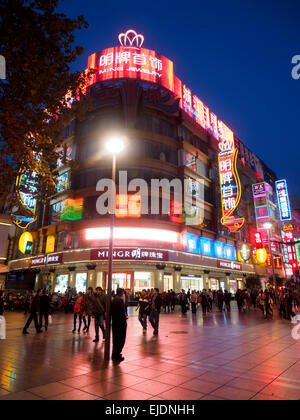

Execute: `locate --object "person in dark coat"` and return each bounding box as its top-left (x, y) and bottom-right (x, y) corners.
top-left (111, 288), bottom-right (127, 362)
top-left (39, 290), bottom-right (50, 331)
top-left (23, 289), bottom-right (43, 334)
top-left (224, 290), bottom-right (232, 312)
top-left (149, 288), bottom-right (162, 335)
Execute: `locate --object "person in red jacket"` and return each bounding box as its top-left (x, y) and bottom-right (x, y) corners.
top-left (72, 292), bottom-right (87, 333)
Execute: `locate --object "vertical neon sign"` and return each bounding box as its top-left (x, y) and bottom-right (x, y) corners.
top-left (275, 179), bottom-right (292, 221)
top-left (218, 137), bottom-right (245, 232)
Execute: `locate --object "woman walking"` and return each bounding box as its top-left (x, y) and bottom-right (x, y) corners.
top-left (72, 292), bottom-right (87, 333)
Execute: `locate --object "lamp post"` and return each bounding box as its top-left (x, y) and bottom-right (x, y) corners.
top-left (263, 222), bottom-right (277, 294)
top-left (104, 136), bottom-right (125, 362)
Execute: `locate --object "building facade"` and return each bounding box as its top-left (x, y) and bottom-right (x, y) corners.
top-left (6, 30), bottom-right (289, 293)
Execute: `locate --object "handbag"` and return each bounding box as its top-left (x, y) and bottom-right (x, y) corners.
top-left (0, 315), bottom-right (6, 340)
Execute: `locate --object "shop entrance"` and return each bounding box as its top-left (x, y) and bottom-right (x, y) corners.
top-left (105, 272), bottom-right (133, 292)
top-left (164, 274), bottom-right (173, 291)
top-left (134, 272), bottom-right (153, 292)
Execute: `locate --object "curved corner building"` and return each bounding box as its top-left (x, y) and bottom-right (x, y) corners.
top-left (8, 30), bottom-right (285, 294)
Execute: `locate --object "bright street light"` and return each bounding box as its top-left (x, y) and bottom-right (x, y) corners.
top-left (105, 136), bottom-right (125, 155)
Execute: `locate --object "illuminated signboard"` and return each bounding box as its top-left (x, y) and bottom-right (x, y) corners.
top-left (185, 234), bottom-right (235, 260)
top-left (84, 30), bottom-right (234, 145)
top-left (91, 248), bottom-right (169, 261)
top-left (19, 232), bottom-right (33, 255)
top-left (253, 231), bottom-right (263, 248)
top-left (51, 198), bottom-right (83, 224)
top-left (56, 172), bottom-right (70, 193)
top-left (87, 46), bottom-right (174, 93)
top-left (116, 195), bottom-right (141, 218)
top-left (284, 229), bottom-right (298, 270)
top-left (218, 135), bottom-right (244, 232)
top-left (275, 179), bottom-right (292, 221)
top-left (15, 168), bottom-right (38, 216)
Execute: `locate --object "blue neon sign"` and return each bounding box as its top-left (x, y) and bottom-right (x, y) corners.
top-left (275, 179), bottom-right (292, 221)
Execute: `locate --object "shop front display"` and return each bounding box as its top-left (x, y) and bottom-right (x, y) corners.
top-left (55, 274), bottom-right (69, 294)
top-left (180, 275), bottom-right (203, 291)
top-left (75, 273), bottom-right (87, 293)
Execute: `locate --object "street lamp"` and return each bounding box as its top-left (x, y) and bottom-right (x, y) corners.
top-left (104, 135), bottom-right (125, 361)
top-left (263, 222), bottom-right (277, 294)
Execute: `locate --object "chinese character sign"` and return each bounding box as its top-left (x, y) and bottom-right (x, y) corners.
top-left (218, 140), bottom-right (244, 232)
top-left (284, 230), bottom-right (298, 270)
top-left (276, 179), bottom-right (292, 221)
top-left (181, 85), bottom-right (234, 145)
top-left (87, 47), bottom-right (174, 93)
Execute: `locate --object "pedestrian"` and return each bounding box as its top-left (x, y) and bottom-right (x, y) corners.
top-left (136, 289), bottom-right (150, 333)
top-left (72, 292), bottom-right (87, 333)
top-left (84, 287), bottom-right (94, 333)
top-left (191, 290), bottom-right (197, 314)
top-left (111, 288), bottom-right (127, 362)
top-left (200, 290), bottom-right (209, 315)
top-left (39, 290), bottom-right (50, 331)
top-left (23, 289), bottom-right (43, 334)
top-left (170, 289), bottom-right (176, 311)
top-left (179, 289), bottom-right (188, 314)
top-left (216, 289), bottom-right (224, 312)
top-left (224, 290), bottom-right (232, 312)
top-left (149, 288), bottom-right (162, 336)
top-left (90, 287), bottom-right (106, 342)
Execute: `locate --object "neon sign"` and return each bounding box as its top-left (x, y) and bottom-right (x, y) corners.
top-left (276, 179), bottom-right (292, 221)
top-left (218, 136), bottom-right (244, 232)
top-left (253, 231), bottom-right (263, 248)
top-left (84, 31), bottom-right (235, 145)
top-left (118, 30), bottom-right (144, 48)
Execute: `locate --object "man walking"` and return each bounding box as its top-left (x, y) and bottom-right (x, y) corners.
top-left (111, 288), bottom-right (127, 362)
top-left (149, 288), bottom-right (162, 336)
top-left (23, 289), bottom-right (43, 334)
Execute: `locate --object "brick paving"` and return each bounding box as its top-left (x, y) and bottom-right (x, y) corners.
top-left (0, 305), bottom-right (299, 400)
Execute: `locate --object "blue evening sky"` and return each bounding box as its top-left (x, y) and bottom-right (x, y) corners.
top-left (58, 0), bottom-right (300, 195)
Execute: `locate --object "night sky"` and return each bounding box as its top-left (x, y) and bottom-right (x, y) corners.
top-left (58, 0), bottom-right (300, 195)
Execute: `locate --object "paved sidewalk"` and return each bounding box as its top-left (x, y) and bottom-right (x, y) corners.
top-left (0, 305), bottom-right (299, 400)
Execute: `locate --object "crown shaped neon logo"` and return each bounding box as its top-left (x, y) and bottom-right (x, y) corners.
top-left (118, 29), bottom-right (144, 48)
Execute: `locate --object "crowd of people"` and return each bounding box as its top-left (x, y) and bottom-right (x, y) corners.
top-left (1, 284), bottom-right (299, 362)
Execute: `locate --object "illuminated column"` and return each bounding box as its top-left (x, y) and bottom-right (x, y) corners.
top-left (174, 267), bottom-right (181, 293)
top-left (204, 270), bottom-right (210, 290)
top-left (225, 273), bottom-right (230, 291)
top-left (86, 265), bottom-right (96, 289)
top-left (68, 267), bottom-right (76, 289)
top-left (155, 264), bottom-right (165, 291)
top-left (96, 271), bottom-right (103, 289)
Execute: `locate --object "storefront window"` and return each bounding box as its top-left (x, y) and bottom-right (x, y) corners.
top-left (55, 274), bottom-right (69, 294)
top-left (134, 272), bottom-right (152, 292)
top-left (75, 273), bottom-right (87, 293)
top-left (111, 273), bottom-right (132, 292)
top-left (181, 276), bottom-right (203, 291)
top-left (210, 278), bottom-right (219, 291)
top-left (229, 280), bottom-right (237, 294)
